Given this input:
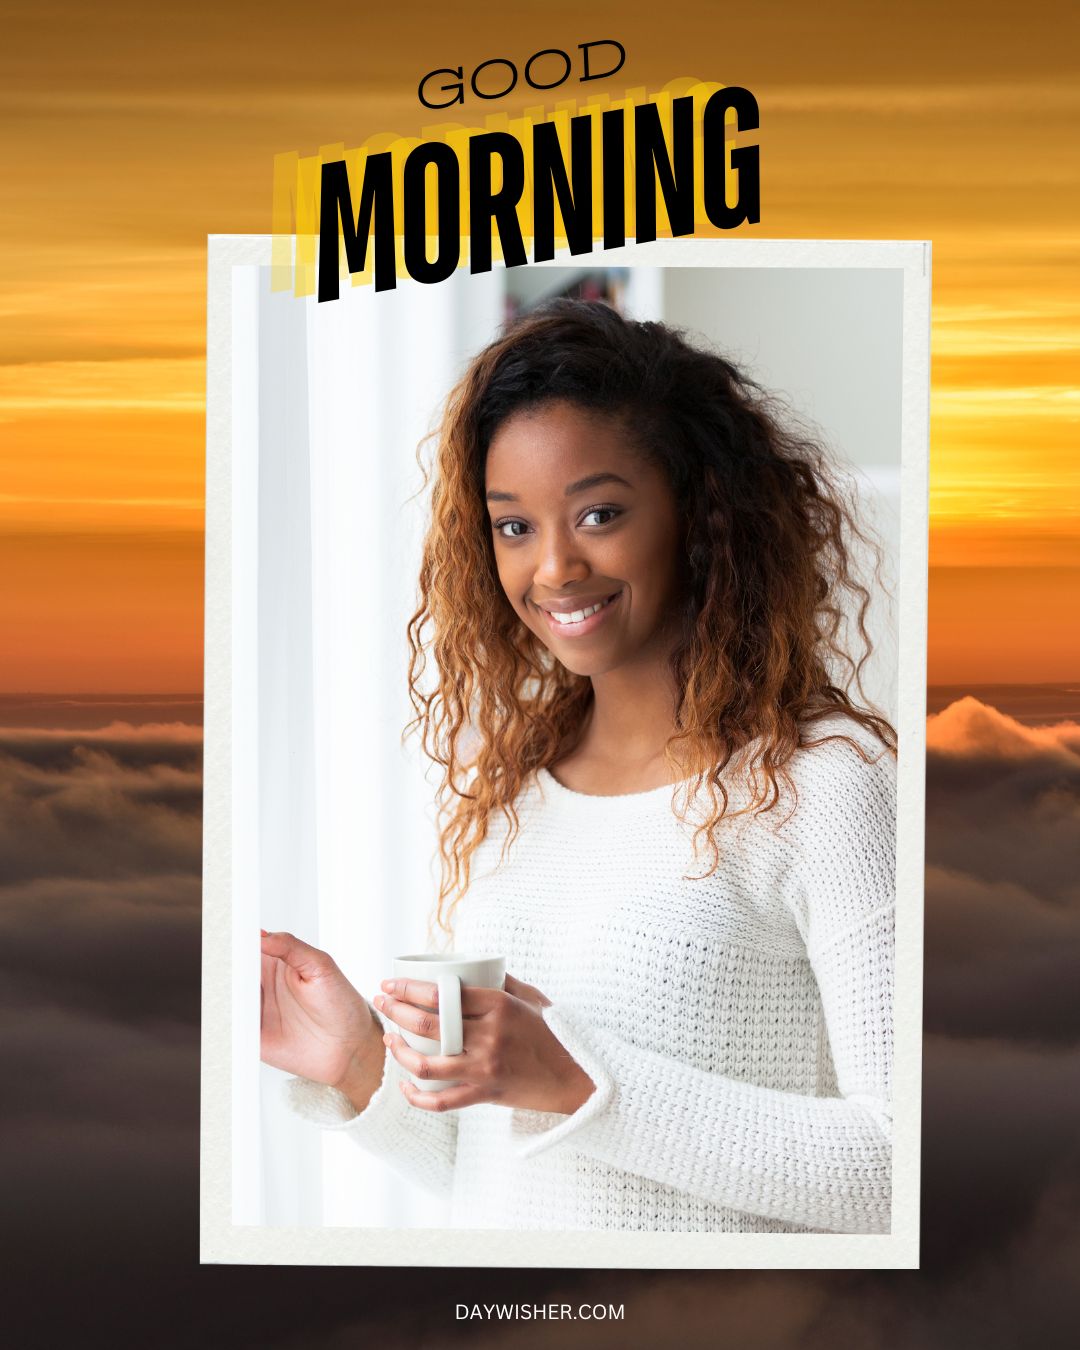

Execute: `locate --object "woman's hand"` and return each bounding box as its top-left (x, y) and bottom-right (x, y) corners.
top-left (260, 930), bottom-right (384, 1106)
top-left (373, 972), bottom-right (595, 1116)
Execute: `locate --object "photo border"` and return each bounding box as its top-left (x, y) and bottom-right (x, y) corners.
top-left (201, 236), bottom-right (929, 1269)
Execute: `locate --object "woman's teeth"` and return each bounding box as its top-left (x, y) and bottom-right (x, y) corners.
top-left (548, 595), bottom-right (615, 625)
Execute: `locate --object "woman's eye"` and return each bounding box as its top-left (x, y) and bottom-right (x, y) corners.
top-left (581, 506), bottom-right (619, 527)
top-left (495, 519), bottom-right (529, 539)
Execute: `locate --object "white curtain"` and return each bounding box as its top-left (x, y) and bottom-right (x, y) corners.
top-left (250, 266), bottom-right (503, 1228)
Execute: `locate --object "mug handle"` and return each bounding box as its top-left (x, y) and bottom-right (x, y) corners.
top-left (437, 974), bottom-right (463, 1056)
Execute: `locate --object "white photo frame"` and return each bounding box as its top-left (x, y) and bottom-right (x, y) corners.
top-left (201, 236), bottom-right (929, 1269)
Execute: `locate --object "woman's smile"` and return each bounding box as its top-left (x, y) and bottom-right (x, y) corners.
top-left (534, 589), bottom-right (623, 637)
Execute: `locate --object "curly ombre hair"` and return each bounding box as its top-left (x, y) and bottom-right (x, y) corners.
top-left (407, 300), bottom-right (896, 936)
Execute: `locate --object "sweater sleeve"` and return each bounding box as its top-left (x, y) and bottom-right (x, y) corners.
top-left (280, 1003), bottom-right (459, 1198)
top-left (507, 744), bottom-right (896, 1235)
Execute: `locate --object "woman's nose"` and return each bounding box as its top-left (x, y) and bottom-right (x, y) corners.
top-left (532, 529), bottom-right (589, 589)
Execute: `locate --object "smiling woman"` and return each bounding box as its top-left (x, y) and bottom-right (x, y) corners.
top-left (261, 299), bottom-right (899, 1236)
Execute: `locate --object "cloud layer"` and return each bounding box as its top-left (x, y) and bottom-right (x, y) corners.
top-left (3, 699), bottom-right (1078, 1347)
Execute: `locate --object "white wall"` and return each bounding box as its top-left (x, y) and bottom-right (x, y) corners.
top-left (659, 267), bottom-right (901, 723)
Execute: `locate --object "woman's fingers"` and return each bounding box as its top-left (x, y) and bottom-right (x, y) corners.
top-left (375, 991), bottom-right (441, 1039)
top-left (378, 977), bottom-right (500, 1018)
top-left (503, 973), bottom-right (552, 1008)
top-left (259, 952), bottom-right (281, 1021)
top-left (398, 1078), bottom-right (480, 1113)
top-left (260, 929), bottom-right (331, 979)
top-left (380, 977), bottom-right (442, 1010)
top-left (384, 1031), bottom-right (470, 1083)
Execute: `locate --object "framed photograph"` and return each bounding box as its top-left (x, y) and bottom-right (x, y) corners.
top-left (201, 237), bottom-right (929, 1269)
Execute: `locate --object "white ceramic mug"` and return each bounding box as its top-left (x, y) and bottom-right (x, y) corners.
top-left (389, 952), bottom-right (506, 1091)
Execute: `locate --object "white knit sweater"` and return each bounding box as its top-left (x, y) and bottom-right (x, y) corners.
top-left (285, 716), bottom-right (896, 1234)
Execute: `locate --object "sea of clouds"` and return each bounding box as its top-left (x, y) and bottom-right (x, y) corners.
top-left (2, 698), bottom-right (1077, 1347)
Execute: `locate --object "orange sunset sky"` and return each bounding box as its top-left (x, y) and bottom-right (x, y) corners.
top-left (1, 1), bottom-right (1077, 691)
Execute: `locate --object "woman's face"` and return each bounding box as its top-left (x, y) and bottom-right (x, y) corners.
top-left (484, 400), bottom-right (684, 680)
